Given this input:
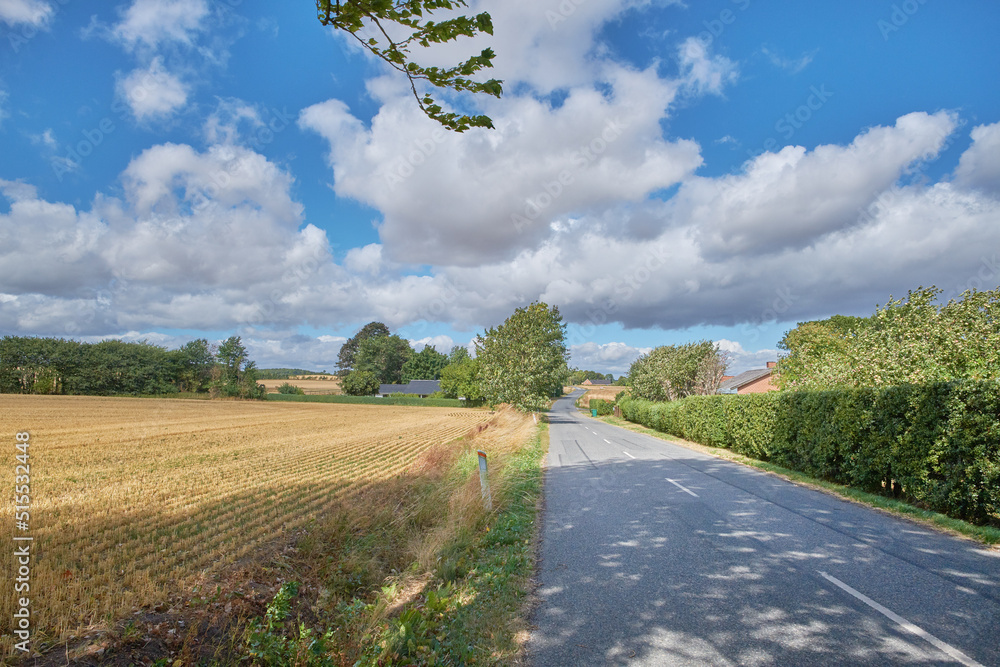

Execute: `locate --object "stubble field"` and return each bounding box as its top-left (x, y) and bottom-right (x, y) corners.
top-left (0, 395), bottom-right (490, 655)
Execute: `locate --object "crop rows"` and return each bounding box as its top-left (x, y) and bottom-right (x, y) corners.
top-left (0, 395), bottom-right (490, 649)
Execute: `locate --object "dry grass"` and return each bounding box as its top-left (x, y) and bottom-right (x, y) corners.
top-left (0, 395), bottom-right (490, 656)
top-left (260, 377), bottom-right (343, 394)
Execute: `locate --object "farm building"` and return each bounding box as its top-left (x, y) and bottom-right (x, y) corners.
top-left (581, 378), bottom-right (613, 386)
top-left (377, 380), bottom-right (442, 398)
top-left (717, 362), bottom-right (778, 394)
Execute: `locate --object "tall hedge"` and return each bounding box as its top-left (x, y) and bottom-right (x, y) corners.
top-left (618, 380), bottom-right (1000, 525)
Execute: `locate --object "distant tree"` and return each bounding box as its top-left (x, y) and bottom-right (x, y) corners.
top-left (628, 341), bottom-right (727, 402)
top-left (341, 370), bottom-right (380, 396)
top-left (355, 334), bottom-right (413, 384)
top-left (172, 339), bottom-right (215, 393)
top-left (315, 0), bottom-right (502, 132)
top-left (401, 345), bottom-right (448, 381)
top-left (215, 336), bottom-right (265, 399)
top-left (567, 368), bottom-right (612, 385)
top-left (440, 357), bottom-right (484, 402)
top-left (475, 302), bottom-right (569, 411)
top-left (336, 322), bottom-right (391, 375)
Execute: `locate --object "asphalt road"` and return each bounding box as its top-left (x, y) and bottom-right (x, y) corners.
top-left (527, 391), bottom-right (1000, 666)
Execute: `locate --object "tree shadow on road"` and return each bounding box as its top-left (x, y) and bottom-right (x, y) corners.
top-left (527, 458), bottom-right (1000, 666)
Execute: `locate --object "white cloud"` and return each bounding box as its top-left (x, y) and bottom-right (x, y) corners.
top-left (677, 111), bottom-right (959, 258)
top-left (678, 37), bottom-right (739, 96)
top-left (0, 0), bottom-right (52, 28)
top-left (569, 341), bottom-right (651, 376)
top-left (29, 128), bottom-right (57, 148)
top-left (409, 335), bottom-right (456, 354)
top-left (761, 46), bottom-right (817, 74)
top-left (301, 64), bottom-right (701, 266)
top-left (112, 0), bottom-right (209, 51)
top-left (954, 121), bottom-right (1000, 196)
top-left (716, 340), bottom-right (779, 375)
top-left (3, 99), bottom-right (1000, 365)
top-left (116, 57), bottom-right (190, 121)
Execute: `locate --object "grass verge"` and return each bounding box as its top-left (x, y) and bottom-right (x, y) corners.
top-left (596, 413), bottom-right (1000, 547)
top-left (227, 406), bottom-right (545, 666)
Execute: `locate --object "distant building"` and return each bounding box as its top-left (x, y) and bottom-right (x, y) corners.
top-left (717, 362), bottom-right (778, 395)
top-left (377, 380), bottom-right (441, 398)
top-left (581, 378), bottom-right (613, 386)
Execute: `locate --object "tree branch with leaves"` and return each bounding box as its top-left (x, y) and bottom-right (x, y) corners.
top-left (316, 0), bottom-right (503, 131)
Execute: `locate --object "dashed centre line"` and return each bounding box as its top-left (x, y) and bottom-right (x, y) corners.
top-left (666, 478), bottom-right (699, 497)
top-left (623, 451), bottom-right (635, 459)
top-left (818, 571), bottom-right (984, 667)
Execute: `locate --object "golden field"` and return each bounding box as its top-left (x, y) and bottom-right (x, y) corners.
top-left (578, 384), bottom-right (629, 402)
top-left (260, 376), bottom-right (343, 394)
top-left (0, 395), bottom-right (490, 654)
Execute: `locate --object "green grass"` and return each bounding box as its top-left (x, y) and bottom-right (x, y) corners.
top-left (598, 413), bottom-right (1000, 546)
top-left (265, 393), bottom-right (470, 407)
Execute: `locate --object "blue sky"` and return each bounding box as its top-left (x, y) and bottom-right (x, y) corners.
top-left (2, 0), bottom-right (999, 376)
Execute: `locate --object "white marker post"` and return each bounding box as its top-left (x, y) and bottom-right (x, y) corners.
top-left (477, 450), bottom-right (493, 511)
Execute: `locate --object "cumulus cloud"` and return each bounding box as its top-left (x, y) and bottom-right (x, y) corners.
top-left (569, 341), bottom-right (651, 376)
top-left (0, 0), bottom-right (52, 28)
top-left (112, 0), bottom-right (209, 51)
top-left (301, 64), bottom-right (702, 266)
top-left (954, 121), bottom-right (1000, 196)
top-left (716, 340), bottom-right (780, 375)
top-left (677, 111), bottom-right (959, 258)
top-left (4, 110), bottom-right (1000, 354)
top-left (116, 58), bottom-right (190, 121)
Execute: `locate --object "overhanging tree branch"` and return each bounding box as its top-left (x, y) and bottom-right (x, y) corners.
top-left (316, 0), bottom-right (503, 132)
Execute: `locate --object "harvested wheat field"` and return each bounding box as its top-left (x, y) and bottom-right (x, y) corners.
top-left (0, 395), bottom-right (490, 654)
top-left (578, 384), bottom-right (629, 403)
top-left (259, 377), bottom-right (343, 394)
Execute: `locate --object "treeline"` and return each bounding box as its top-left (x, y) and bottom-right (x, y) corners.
top-left (257, 368), bottom-right (327, 380)
top-left (340, 302), bottom-right (570, 411)
top-left (0, 335), bottom-right (265, 399)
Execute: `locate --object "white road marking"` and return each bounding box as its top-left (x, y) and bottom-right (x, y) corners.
top-left (623, 451), bottom-right (636, 459)
top-left (604, 439), bottom-right (612, 444)
top-left (666, 478), bottom-right (699, 497)
top-left (819, 571), bottom-right (984, 667)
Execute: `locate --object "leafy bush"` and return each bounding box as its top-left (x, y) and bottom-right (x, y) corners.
top-left (589, 398), bottom-right (614, 415)
top-left (277, 382), bottom-right (305, 395)
top-left (618, 380), bottom-right (1000, 525)
top-left (342, 370), bottom-right (380, 396)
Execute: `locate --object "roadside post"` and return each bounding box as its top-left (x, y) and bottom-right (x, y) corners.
top-left (477, 450), bottom-right (493, 511)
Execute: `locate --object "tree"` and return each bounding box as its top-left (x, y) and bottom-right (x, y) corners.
top-left (628, 341), bottom-right (728, 402)
top-left (401, 345), bottom-right (448, 381)
top-left (448, 345), bottom-right (471, 364)
top-left (316, 0), bottom-right (502, 132)
top-left (774, 315), bottom-right (866, 390)
top-left (336, 322), bottom-right (391, 375)
top-left (215, 336), bottom-right (265, 399)
top-left (341, 370), bottom-right (380, 396)
top-left (475, 302), bottom-right (568, 411)
top-left (355, 334), bottom-right (413, 384)
top-left (440, 357), bottom-right (483, 402)
top-left (171, 339), bottom-right (215, 393)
